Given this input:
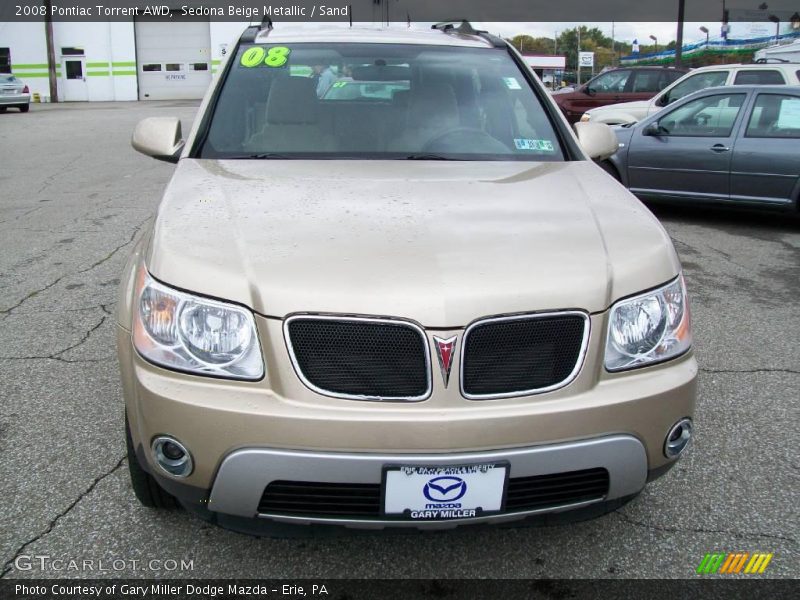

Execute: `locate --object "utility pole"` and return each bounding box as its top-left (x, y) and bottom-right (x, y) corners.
top-left (611, 21), bottom-right (616, 66)
top-left (577, 26), bottom-right (581, 85)
top-left (675, 0), bottom-right (686, 67)
top-left (43, 0), bottom-right (58, 102)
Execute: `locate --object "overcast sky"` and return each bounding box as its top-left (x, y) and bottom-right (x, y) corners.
top-left (481, 22), bottom-right (711, 44)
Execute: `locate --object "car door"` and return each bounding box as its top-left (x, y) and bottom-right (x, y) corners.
top-left (650, 70), bottom-right (729, 116)
top-left (568, 69), bottom-right (633, 116)
top-left (729, 91), bottom-right (800, 207)
top-left (628, 69), bottom-right (673, 103)
top-left (626, 91), bottom-right (749, 202)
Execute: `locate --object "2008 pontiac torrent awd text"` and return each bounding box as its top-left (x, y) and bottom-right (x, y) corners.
top-left (118, 22), bottom-right (696, 534)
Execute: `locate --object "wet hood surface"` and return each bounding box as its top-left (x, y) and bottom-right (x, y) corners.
top-left (147, 159), bottom-right (680, 326)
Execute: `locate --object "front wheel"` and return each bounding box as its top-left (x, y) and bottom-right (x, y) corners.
top-left (125, 415), bottom-right (178, 509)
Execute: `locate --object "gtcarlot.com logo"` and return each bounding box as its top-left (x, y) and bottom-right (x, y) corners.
top-left (13, 554), bottom-right (194, 572)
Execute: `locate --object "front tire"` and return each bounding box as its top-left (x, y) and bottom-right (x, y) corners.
top-left (126, 414), bottom-right (178, 509)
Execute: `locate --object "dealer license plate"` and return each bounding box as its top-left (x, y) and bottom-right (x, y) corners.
top-left (383, 463), bottom-right (507, 520)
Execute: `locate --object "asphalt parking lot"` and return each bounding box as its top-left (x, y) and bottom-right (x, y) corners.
top-left (0, 101), bottom-right (797, 580)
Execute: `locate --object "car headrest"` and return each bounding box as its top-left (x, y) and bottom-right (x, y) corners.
top-left (266, 77), bottom-right (319, 125)
top-left (407, 83), bottom-right (459, 130)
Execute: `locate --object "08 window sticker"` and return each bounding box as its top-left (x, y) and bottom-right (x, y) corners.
top-left (240, 46), bottom-right (291, 68)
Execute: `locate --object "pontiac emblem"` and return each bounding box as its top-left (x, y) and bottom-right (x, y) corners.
top-left (433, 336), bottom-right (457, 388)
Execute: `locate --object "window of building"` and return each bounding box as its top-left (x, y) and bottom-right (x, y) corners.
top-left (0, 48), bottom-right (10, 74)
top-left (165, 63), bottom-right (184, 72)
top-left (190, 63), bottom-right (208, 71)
top-left (142, 63), bottom-right (162, 72)
top-left (61, 47), bottom-right (85, 56)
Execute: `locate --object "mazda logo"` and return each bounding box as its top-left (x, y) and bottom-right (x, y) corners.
top-left (423, 476), bottom-right (467, 502)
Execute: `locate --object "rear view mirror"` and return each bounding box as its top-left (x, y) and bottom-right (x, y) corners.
top-left (574, 122), bottom-right (618, 161)
top-left (132, 117), bottom-right (184, 163)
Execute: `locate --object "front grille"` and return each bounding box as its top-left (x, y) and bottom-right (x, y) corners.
top-left (461, 313), bottom-right (588, 398)
top-left (285, 316), bottom-right (430, 400)
top-left (258, 481), bottom-right (382, 516)
top-left (257, 468), bottom-right (609, 518)
top-left (503, 468), bottom-right (609, 511)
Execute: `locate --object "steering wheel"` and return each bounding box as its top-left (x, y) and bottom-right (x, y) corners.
top-left (421, 127), bottom-right (509, 154)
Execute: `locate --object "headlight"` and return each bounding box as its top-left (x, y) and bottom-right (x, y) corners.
top-left (133, 266), bottom-right (264, 380)
top-left (605, 275), bottom-right (691, 371)
top-left (580, 113), bottom-right (591, 122)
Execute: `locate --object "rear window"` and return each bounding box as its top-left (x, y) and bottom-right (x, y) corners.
top-left (198, 43), bottom-right (564, 161)
top-left (0, 74), bottom-right (18, 83)
top-left (733, 70), bottom-right (785, 85)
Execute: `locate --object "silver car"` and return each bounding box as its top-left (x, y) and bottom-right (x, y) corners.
top-left (606, 85), bottom-right (800, 211)
top-left (0, 75), bottom-right (31, 113)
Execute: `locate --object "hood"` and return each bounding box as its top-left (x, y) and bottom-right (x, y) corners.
top-left (147, 159), bottom-right (680, 327)
top-left (587, 99), bottom-right (650, 115)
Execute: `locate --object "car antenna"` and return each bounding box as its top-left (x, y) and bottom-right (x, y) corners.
top-left (349, 5), bottom-right (352, 27)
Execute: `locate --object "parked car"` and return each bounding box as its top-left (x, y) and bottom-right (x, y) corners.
top-left (582, 62), bottom-right (800, 125)
top-left (604, 85), bottom-right (800, 211)
top-left (0, 74), bottom-right (30, 112)
top-left (552, 66), bottom-right (688, 123)
top-left (120, 22), bottom-right (696, 534)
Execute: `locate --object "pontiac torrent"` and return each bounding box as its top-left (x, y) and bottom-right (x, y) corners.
top-left (119, 22), bottom-right (696, 533)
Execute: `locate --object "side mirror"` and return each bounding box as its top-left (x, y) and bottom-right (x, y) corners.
top-left (643, 122), bottom-right (663, 136)
top-left (574, 121), bottom-right (618, 161)
top-left (583, 85), bottom-right (596, 96)
top-left (656, 94), bottom-right (669, 107)
top-left (132, 117), bottom-right (184, 163)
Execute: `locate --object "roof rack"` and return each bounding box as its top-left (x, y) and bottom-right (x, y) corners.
top-left (431, 20), bottom-right (506, 48)
top-left (753, 57), bottom-right (789, 63)
top-left (241, 16), bottom-right (273, 43)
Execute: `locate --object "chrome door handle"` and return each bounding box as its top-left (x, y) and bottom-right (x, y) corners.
top-left (710, 144), bottom-right (730, 153)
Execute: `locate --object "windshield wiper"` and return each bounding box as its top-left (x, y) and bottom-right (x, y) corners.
top-left (402, 153), bottom-right (456, 160)
top-left (225, 153), bottom-right (292, 159)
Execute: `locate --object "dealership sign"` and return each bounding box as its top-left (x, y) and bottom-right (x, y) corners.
top-left (578, 52), bottom-right (595, 68)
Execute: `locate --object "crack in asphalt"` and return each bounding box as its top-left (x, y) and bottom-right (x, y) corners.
top-left (700, 367), bottom-right (800, 376)
top-left (0, 216), bottom-right (147, 316)
top-left (78, 217), bottom-right (150, 274)
top-left (613, 510), bottom-right (797, 544)
top-left (0, 313), bottom-right (108, 363)
top-left (0, 456), bottom-right (126, 579)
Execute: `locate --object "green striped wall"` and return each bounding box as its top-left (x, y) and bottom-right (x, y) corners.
top-left (11, 60), bottom-right (137, 79)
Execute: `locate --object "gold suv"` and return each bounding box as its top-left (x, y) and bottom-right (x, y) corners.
top-left (119, 22), bottom-right (696, 533)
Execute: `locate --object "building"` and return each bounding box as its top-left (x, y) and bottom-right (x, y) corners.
top-left (522, 54), bottom-right (567, 88)
top-left (0, 20), bottom-right (249, 101)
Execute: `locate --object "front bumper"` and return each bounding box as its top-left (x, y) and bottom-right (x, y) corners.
top-left (119, 311), bottom-right (697, 528)
top-left (207, 436), bottom-right (646, 528)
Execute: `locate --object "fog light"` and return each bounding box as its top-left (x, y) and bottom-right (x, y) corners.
top-left (152, 436), bottom-right (193, 477)
top-left (664, 418), bottom-right (693, 458)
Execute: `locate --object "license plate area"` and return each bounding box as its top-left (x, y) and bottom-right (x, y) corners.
top-left (382, 462), bottom-right (508, 520)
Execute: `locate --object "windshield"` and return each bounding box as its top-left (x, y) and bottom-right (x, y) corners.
top-left (199, 43), bottom-right (564, 161)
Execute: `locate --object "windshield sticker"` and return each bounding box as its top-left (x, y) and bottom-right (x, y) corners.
top-left (514, 139), bottom-right (555, 152)
top-left (503, 77), bottom-right (522, 90)
top-left (240, 46), bottom-right (291, 68)
top-left (330, 81), bottom-right (348, 88)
